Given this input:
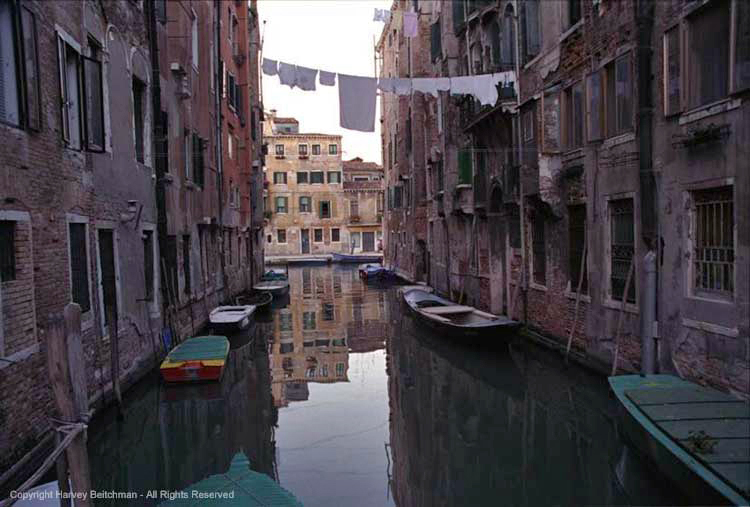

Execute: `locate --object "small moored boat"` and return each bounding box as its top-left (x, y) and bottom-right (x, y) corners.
top-left (333, 252), bottom-right (383, 264)
top-left (209, 305), bottom-right (256, 330)
top-left (359, 264), bottom-right (398, 282)
top-left (403, 288), bottom-right (521, 341)
top-left (160, 335), bottom-right (230, 383)
top-left (253, 279), bottom-right (290, 297)
top-left (609, 374), bottom-right (750, 505)
top-left (236, 290), bottom-right (273, 311)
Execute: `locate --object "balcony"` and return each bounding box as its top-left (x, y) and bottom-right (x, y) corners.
top-left (343, 181), bottom-right (381, 191)
top-left (349, 215), bottom-right (360, 223)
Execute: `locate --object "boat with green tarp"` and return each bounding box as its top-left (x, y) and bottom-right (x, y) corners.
top-left (609, 374), bottom-right (750, 505)
top-left (158, 452), bottom-right (302, 506)
top-left (160, 335), bottom-right (230, 383)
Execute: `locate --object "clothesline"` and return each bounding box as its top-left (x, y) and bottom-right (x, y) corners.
top-left (262, 58), bottom-right (517, 132)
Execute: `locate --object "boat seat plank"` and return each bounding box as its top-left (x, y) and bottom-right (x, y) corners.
top-left (711, 463), bottom-right (750, 497)
top-left (626, 386), bottom-right (734, 405)
top-left (421, 305), bottom-right (474, 315)
top-left (643, 402), bottom-right (750, 421)
top-left (657, 418), bottom-right (750, 440)
top-left (678, 438), bottom-right (750, 463)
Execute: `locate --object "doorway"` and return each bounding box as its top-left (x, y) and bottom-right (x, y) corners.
top-left (301, 229), bottom-right (310, 254)
top-left (362, 231), bottom-right (375, 252)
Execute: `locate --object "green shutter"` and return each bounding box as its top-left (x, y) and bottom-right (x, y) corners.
top-left (458, 150), bottom-right (472, 185)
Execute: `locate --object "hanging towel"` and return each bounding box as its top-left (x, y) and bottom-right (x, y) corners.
top-left (449, 76), bottom-right (475, 96)
top-left (392, 11), bottom-right (402, 30)
top-left (319, 70), bottom-right (336, 86)
top-left (403, 12), bottom-right (418, 37)
top-left (278, 62), bottom-right (296, 88)
top-left (262, 58), bottom-right (278, 76)
top-left (373, 8), bottom-right (391, 22)
top-left (295, 66), bottom-right (318, 91)
top-left (377, 77), bottom-right (394, 93)
top-left (412, 78), bottom-right (439, 97)
top-left (392, 78), bottom-right (412, 95)
top-left (338, 73), bottom-right (377, 132)
top-left (474, 74), bottom-right (499, 106)
top-left (435, 77), bottom-right (451, 91)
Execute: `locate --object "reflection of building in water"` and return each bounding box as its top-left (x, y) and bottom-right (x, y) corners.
top-left (387, 314), bottom-right (651, 507)
top-left (270, 265), bottom-right (387, 407)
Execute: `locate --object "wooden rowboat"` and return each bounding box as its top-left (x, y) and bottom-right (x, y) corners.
top-left (609, 374), bottom-right (750, 505)
top-left (160, 335), bottom-right (230, 383)
top-left (209, 305), bottom-right (256, 330)
top-left (253, 279), bottom-right (290, 297)
top-left (236, 290), bottom-right (273, 310)
top-left (402, 288), bottom-right (520, 341)
top-left (359, 264), bottom-right (398, 282)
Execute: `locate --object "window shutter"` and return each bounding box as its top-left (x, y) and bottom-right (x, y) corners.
top-left (458, 149), bottom-right (472, 185)
top-left (524, 0), bottom-right (540, 59)
top-left (57, 35), bottom-right (70, 142)
top-left (665, 28), bottom-right (681, 115)
top-left (615, 55), bottom-right (633, 132)
top-left (21, 7), bottom-right (40, 130)
top-left (736, 1), bottom-right (750, 92)
top-left (452, 0), bottom-right (465, 34)
top-left (83, 56), bottom-right (104, 151)
top-left (586, 72), bottom-right (602, 141)
top-left (430, 20), bottom-right (442, 62)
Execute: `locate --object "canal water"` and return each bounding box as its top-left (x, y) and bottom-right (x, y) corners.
top-left (86, 264), bottom-right (686, 506)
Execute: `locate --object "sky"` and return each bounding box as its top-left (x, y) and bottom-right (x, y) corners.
top-left (259, 0), bottom-right (391, 165)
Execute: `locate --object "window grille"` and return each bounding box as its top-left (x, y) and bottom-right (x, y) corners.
top-left (610, 199), bottom-right (635, 303)
top-left (694, 186), bottom-right (734, 296)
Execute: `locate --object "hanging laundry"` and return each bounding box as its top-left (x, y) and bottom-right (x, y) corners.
top-left (449, 76), bottom-right (475, 96)
top-left (338, 74), bottom-right (377, 132)
top-left (377, 77), bottom-right (394, 93)
top-left (295, 66), bottom-right (318, 91)
top-left (392, 78), bottom-right (412, 95)
top-left (373, 8), bottom-right (391, 22)
top-left (403, 12), bottom-right (418, 38)
top-left (262, 58), bottom-right (278, 76)
top-left (412, 78), bottom-right (439, 97)
top-left (278, 62), bottom-right (296, 88)
top-left (392, 11), bottom-right (402, 31)
top-left (435, 77), bottom-right (451, 91)
top-left (450, 75), bottom-right (500, 106)
top-left (319, 70), bottom-right (336, 86)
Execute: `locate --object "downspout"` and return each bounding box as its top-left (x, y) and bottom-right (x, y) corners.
top-left (214, 1), bottom-right (227, 294)
top-left (146, 0), bottom-right (168, 322)
top-left (513, 2), bottom-right (527, 324)
top-left (636, 0), bottom-right (657, 374)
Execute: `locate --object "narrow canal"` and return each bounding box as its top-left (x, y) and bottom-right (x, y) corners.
top-left (86, 264), bottom-right (685, 506)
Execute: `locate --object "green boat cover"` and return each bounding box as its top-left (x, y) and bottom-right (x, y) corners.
top-left (159, 453), bottom-right (302, 506)
top-left (167, 336), bottom-right (229, 362)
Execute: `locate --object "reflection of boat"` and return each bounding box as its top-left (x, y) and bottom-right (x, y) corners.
top-left (359, 264), bottom-right (398, 282)
top-left (253, 279), bottom-right (290, 297)
top-left (609, 374), bottom-right (750, 506)
top-left (209, 305), bottom-right (256, 330)
top-left (403, 289), bottom-right (520, 341)
top-left (333, 252), bottom-right (383, 263)
top-left (236, 290), bottom-right (273, 311)
top-left (262, 268), bottom-right (288, 280)
top-left (158, 453), bottom-right (301, 506)
top-left (160, 335), bottom-right (230, 383)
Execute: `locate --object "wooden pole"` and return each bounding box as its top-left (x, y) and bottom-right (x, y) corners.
top-left (565, 235), bottom-right (588, 363)
top-left (611, 259), bottom-right (635, 376)
top-left (105, 304), bottom-right (123, 414)
top-left (54, 430), bottom-right (71, 507)
top-left (46, 306), bottom-right (92, 507)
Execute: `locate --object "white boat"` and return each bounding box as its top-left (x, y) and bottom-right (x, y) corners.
top-left (253, 280), bottom-right (290, 296)
top-left (209, 305), bottom-right (256, 330)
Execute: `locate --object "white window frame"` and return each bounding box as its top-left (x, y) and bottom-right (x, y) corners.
top-left (313, 228), bottom-right (324, 243)
top-left (66, 214), bottom-right (94, 330)
top-left (276, 229), bottom-right (287, 244)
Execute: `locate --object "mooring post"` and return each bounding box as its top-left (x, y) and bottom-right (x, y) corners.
top-left (640, 250), bottom-right (657, 375)
top-left (47, 305), bottom-right (92, 507)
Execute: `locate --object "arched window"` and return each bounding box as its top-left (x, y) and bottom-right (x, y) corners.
top-left (489, 20), bottom-right (501, 68)
top-left (502, 5), bottom-right (516, 71)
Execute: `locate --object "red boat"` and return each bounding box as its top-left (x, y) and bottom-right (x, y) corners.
top-left (160, 335), bottom-right (230, 383)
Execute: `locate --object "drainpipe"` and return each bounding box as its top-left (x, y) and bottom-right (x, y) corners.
top-left (636, 0), bottom-right (658, 371)
top-left (214, 1), bottom-right (227, 293)
top-left (641, 250), bottom-right (657, 374)
top-left (513, 4), bottom-right (527, 324)
top-left (146, 0), bottom-right (168, 320)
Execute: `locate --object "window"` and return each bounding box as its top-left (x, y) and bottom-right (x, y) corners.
top-left (603, 54), bottom-right (633, 137)
top-left (191, 11), bottom-right (199, 69)
top-left (393, 186), bottom-right (403, 208)
top-left (68, 223), bottom-right (91, 312)
top-left (58, 37), bottom-right (83, 148)
top-left (267, 234), bottom-right (272, 243)
top-left (351, 232), bottom-right (361, 249)
top-left (277, 229), bottom-right (287, 244)
top-left (275, 144), bottom-right (285, 156)
top-left (693, 186), bottom-right (734, 298)
top-left (98, 229), bottom-right (117, 330)
top-left (586, 70), bottom-right (603, 140)
top-left (142, 230), bottom-right (154, 301)
top-left (336, 362), bottom-right (345, 377)
top-left (610, 198), bottom-right (635, 303)
top-left (431, 19), bottom-right (442, 62)
top-left (522, 0), bottom-right (540, 62)
top-left (331, 228), bottom-right (340, 242)
top-left (303, 311), bottom-right (316, 330)
top-left (313, 228), bottom-right (323, 243)
top-left (0, 221), bottom-right (15, 282)
top-left (319, 201), bottom-right (331, 219)
top-left (532, 216), bottom-right (546, 285)
top-left (273, 172), bottom-right (287, 184)
top-left (323, 303), bottom-right (334, 321)
top-left (522, 109), bottom-right (534, 141)
top-left (458, 149), bottom-right (472, 185)
top-left (192, 133), bottom-right (204, 187)
top-left (688, 1), bottom-right (730, 108)
top-left (299, 196), bottom-right (311, 213)
top-left (568, 0), bottom-right (581, 27)
top-left (182, 235), bottom-right (191, 294)
top-left (328, 144), bottom-right (338, 155)
top-left (298, 144), bottom-right (308, 156)
top-left (1, 3), bottom-right (40, 129)
top-left (155, 0), bottom-right (166, 23)
top-left (327, 171), bottom-right (341, 184)
top-left (310, 171), bottom-right (324, 184)
top-left (84, 40), bottom-right (104, 150)
top-left (564, 82), bottom-right (584, 149)
top-left (350, 198), bottom-right (359, 218)
top-left (509, 205), bottom-right (521, 248)
top-left (735, 1), bottom-right (750, 92)
top-left (297, 171), bottom-right (308, 184)
top-left (664, 26), bottom-right (681, 115)
top-left (279, 312), bottom-right (292, 331)
top-left (568, 205), bottom-right (587, 294)
top-left (275, 196), bottom-right (288, 213)
top-left (312, 144), bottom-right (321, 155)
top-left (133, 78), bottom-right (146, 162)
top-left (227, 72), bottom-right (237, 109)
top-left (183, 130), bottom-right (191, 180)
